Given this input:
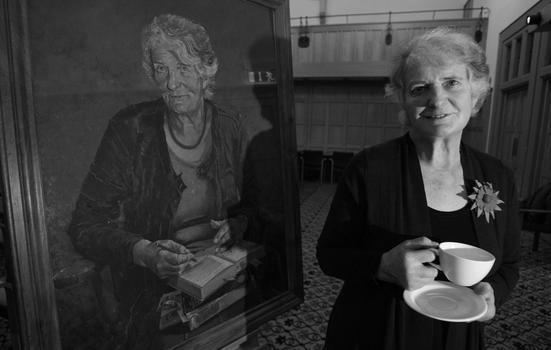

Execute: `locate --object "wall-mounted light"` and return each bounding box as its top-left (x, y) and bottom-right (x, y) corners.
top-left (298, 16), bottom-right (310, 48)
top-left (526, 12), bottom-right (542, 26)
top-left (474, 27), bottom-right (483, 43)
top-left (474, 7), bottom-right (484, 43)
top-left (385, 12), bottom-right (392, 45)
top-left (526, 4), bottom-right (551, 31)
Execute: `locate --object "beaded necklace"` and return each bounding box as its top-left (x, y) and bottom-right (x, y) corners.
top-left (167, 106), bottom-right (206, 150)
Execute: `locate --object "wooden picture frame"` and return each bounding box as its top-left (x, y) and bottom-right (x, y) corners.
top-left (0, 0), bottom-right (302, 348)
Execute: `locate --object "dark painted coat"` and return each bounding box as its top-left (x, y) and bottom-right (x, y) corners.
top-left (68, 98), bottom-right (255, 349)
top-left (317, 134), bottom-right (520, 350)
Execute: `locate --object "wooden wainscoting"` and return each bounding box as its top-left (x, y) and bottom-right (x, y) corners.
top-left (295, 79), bottom-right (403, 154)
top-left (295, 79), bottom-right (489, 155)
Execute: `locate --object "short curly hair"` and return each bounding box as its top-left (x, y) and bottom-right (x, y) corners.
top-left (386, 27), bottom-right (490, 115)
top-left (142, 14), bottom-right (218, 99)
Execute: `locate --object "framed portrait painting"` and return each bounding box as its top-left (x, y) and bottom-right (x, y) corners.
top-left (0, 0), bottom-right (302, 349)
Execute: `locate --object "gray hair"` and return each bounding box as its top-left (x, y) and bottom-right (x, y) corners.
top-left (387, 27), bottom-right (490, 114)
top-left (142, 14), bottom-right (218, 99)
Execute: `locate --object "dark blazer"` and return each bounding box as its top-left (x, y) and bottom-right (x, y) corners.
top-left (317, 134), bottom-right (520, 350)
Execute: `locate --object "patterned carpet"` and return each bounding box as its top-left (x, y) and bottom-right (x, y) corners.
top-left (257, 183), bottom-right (551, 350)
top-left (0, 317), bottom-right (9, 350)
top-left (257, 183), bottom-right (336, 350)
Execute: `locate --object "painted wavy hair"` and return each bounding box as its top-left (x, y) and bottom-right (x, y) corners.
top-left (142, 14), bottom-right (218, 99)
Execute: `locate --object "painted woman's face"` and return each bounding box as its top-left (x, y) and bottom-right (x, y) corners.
top-left (403, 62), bottom-right (477, 140)
top-left (150, 39), bottom-right (205, 116)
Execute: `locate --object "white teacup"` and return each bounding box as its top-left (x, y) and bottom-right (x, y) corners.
top-left (430, 242), bottom-right (495, 287)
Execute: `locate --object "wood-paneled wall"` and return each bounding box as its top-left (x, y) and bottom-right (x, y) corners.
top-left (295, 80), bottom-right (489, 154)
top-left (295, 80), bottom-right (402, 153)
top-left (490, 0), bottom-right (551, 198)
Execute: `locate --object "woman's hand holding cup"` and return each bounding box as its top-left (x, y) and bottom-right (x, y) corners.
top-left (377, 236), bottom-right (440, 290)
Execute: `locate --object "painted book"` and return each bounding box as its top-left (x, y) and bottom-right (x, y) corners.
top-left (158, 281), bottom-right (247, 331)
top-left (168, 240), bottom-right (264, 301)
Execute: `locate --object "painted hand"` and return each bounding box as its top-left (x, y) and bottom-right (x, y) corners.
top-left (212, 215), bottom-right (248, 252)
top-left (377, 236), bottom-right (440, 290)
top-left (132, 239), bottom-right (194, 279)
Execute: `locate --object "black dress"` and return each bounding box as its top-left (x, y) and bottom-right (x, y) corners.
top-left (317, 134), bottom-right (520, 350)
top-left (428, 204), bottom-right (483, 350)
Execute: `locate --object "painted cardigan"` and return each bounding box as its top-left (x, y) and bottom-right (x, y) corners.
top-left (68, 98), bottom-right (255, 348)
top-left (317, 134), bottom-right (520, 350)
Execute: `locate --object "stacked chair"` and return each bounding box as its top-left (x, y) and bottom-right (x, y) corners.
top-left (519, 182), bottom-right (551, 251)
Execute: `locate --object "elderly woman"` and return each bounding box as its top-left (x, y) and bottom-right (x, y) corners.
top-left (68, 14), bottom-right (255, 349)
top-left (317, 27), bottom-right (520, 349)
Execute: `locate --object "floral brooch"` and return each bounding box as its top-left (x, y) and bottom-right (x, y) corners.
top-left (468, 180), bottom-right (505, 223)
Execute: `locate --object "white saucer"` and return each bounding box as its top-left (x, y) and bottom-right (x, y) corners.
top-left (403, 281), bottom-right (487, 322)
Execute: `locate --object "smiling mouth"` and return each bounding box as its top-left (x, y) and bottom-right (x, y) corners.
top-left (422, 113), bottom-right (450, 120)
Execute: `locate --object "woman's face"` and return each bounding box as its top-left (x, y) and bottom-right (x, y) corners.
top-left (150, 40), bottom-right (205, 116)
top-left (402, 62), bottom-right (476, 140)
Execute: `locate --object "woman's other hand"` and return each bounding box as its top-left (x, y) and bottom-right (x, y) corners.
top-left (376, 236), bottom-right (439, 290)
top-left (212, 215), bottom-right (248, 252)
top-left (132, 239), bottom-right (194, 279)
top-left (472, 282), bottom-right (496, 322)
